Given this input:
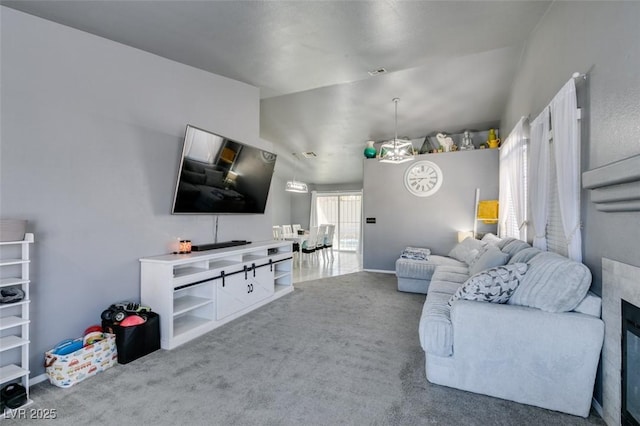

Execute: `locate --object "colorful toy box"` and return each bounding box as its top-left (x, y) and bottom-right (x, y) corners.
top-left (44, 333), bottom-right (117, 388)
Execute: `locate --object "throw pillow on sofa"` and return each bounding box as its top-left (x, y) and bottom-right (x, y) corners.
top-left (448, 237), bottom-right (487, 265)
top-left (495, 237), bottom-right (518, 250)
top-left (508, 252), bottom-right (592, 312)
top-left (448, 263), bottom-right (529, 306)
top-left (468, 245), bottom-right (511, 276)
top-left (480, 233), bottom-right (502, 246)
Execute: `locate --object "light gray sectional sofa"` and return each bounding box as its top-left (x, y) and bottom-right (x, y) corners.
top-left (398, 235), bottom-right (604, 417)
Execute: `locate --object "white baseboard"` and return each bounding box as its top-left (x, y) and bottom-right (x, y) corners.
top-left (363, 269), bottom-right (395, 274)
top-left (30, 373), bottom-right (48, 386)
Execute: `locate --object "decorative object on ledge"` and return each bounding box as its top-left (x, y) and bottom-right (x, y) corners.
top-left (487, 128), bottom-right (500, 149)
top-left (582, 154), bottom-right (640, 212)
top-left (459, 130), bottom-right (475, 150)
top-left (436, 133), bottom-right (455, 152)
top-left (419, 135), bottom-right (438, 154)
top-left (379, 98), bottom-right (414, 164)
top-left (364, 140), bottom-right (377, 158)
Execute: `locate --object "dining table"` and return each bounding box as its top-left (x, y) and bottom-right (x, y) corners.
top-left (283, 231), bottom-right (308, 268)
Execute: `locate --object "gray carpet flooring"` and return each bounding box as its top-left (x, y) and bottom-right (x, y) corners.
top-left (9, 272), bottom-right (605, 425)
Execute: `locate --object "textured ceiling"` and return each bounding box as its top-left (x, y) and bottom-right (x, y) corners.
top-left (2, 0), bottom-right (551, 185)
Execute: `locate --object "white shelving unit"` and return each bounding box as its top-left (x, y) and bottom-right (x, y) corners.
top-left (0, 233), bottom-right (33, 417)
top-left (140, 240), bottom-right (294, 350)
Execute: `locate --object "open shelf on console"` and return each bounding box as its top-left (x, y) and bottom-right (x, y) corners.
top-left (173, 295), bottom-right (213, 316)
top-left (141, 240), bottom-right (294, 350)
top-left (173, 314), bottom-right (211, 338)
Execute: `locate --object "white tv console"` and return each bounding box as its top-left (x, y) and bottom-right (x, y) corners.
top-left (140, 240), bottom-right (293, 350)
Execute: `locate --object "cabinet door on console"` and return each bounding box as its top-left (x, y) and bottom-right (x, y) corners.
top-left (251, 263), bottom-right (276, 301)
top-left (216, 265), bottom-right (274, 320)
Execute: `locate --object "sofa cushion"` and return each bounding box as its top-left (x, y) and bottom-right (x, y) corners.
top-left (508, 247), bottom-right (543, 265)
top-left (500, 239), bottom-right (532, 257)
top-left (495, 237), bottom-right (517, 250)
top-left (448, 237), bottom-right (487, 265)
top-left (419, 292), bottom-right (453, 356)
top-left (205, 170), bottom-right (225, 187)
top-left (434, 265), bottom-right (470, 275)
top-left (508, 252), bottom-right (592, 312)
top-left (431, 266), bottom-right (470, 285)
top-left (181, 169), bottom-right (206, 185)
top-left (395, 255), bottom-right (466, 280)
top-left (468, 245), bottom-right (511, 276)
top-left (572, 291), bottom-right (602, 317)
top-left (429, 279), bottom-right (466, 295)
top-left (449, 263), bottom-right (528, 306)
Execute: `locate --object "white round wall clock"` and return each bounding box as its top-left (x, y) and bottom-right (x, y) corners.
top-left (403, 160), bottom-right (443, 197)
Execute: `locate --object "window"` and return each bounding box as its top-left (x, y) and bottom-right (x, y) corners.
top-left (546, 141), bottom-right (569, 257)
top-left (498, 117), bottom-right (528, 241)
top-left (315, 192), bottom-right (362, 252)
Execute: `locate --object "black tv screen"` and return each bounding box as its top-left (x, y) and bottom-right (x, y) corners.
top-left (172, 125), bottom-right (277, 214)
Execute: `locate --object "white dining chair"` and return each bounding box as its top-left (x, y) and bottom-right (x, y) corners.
top-left (323, 224), bottom-right (336, 261)
top-left (272, 225), bottom-right (283, 240)
top-left (316, 225), bottom-right (327, 261)
top-left (282, 224), bottom-right (293, 238)
top-left (301, 226), bottom-right (318, 263)
top-left (292, 224), bottom-right (302, 235)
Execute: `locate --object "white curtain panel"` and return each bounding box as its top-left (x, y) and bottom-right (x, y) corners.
top-left (529, 107), bottom-right (550, 251)
top-left (498, 151), bottom-right (510, 237)
top-left (550, 79), bottom-right (582, 262)
top-left (309, 190), bottom-right (319, 229)
top-left (499, 116), bottom-right (528, 240)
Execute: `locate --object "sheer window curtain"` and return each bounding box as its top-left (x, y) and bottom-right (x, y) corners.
top-left (498, 116), bottom-right (528, 240)
top-left (529, 107), bottom-right (550, 251)
top-left (498, 156), bottom-right (509, 237)
top-left (550, 79), bottom-right (582, 262)
top-left (309, 190), bottom-right (319, 230)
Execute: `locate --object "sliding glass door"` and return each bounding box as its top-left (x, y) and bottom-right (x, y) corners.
top-left (316, 192), bottom-right (362, 252)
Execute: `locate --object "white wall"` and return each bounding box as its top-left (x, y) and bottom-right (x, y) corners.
top-left (268, 174), bottom-right (292, 226)
top-left (0, 7), bottom-right (273, 376)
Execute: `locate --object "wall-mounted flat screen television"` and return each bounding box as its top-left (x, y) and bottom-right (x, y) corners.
top-left (172, 125), bottom-right (277, 214)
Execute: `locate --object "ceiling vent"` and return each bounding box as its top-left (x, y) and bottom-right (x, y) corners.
top-left (368, 68), bottom-right (387, 76)
top-left (301, 151), bottom-right (317, 159)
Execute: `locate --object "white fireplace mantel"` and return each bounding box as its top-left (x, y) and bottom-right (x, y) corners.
top-left (601, 258), bottom-right (640, 425)
top-left (583, 154), bottom-right (640, 212)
